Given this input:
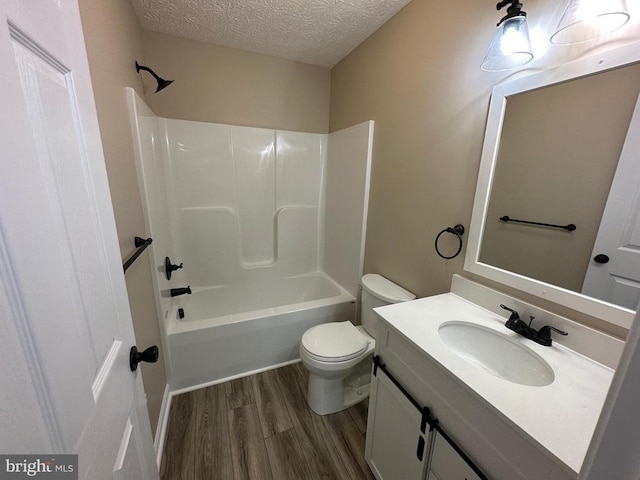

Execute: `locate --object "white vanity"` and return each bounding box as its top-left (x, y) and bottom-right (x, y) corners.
top-left (364, 41), bottom-right (640, 480)
top-left (364, 276), bottom-right (622, 480)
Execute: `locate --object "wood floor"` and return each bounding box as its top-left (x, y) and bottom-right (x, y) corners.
top-left (160, 362), bottom-right (376, 480)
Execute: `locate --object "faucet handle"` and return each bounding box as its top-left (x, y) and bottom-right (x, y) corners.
top-left (165, 256), bottom-right (184, 280)
top-left (500, 304), bottom-right (521, 322)
top-left (500, 304), bottom-right (530, 336)
top-left (537, 325), bottom-right (568, 343)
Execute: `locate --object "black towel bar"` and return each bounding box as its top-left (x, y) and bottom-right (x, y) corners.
top-left (500, 216), bottom-right (576, 231)
top-left (123, 237), bottom-right (153, 273)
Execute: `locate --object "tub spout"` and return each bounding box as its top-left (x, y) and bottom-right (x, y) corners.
top-left (170, 286), bottom-right (192, 297)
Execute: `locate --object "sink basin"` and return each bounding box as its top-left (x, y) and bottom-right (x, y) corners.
top-left (438, 321), bottom-right (555, 387)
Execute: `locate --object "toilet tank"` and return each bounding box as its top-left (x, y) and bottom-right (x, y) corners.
top-left (360, 274), bottom-right (416, 338)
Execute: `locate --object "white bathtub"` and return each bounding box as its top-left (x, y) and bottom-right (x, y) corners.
top-left (166, 273), bottom-right (355, 391)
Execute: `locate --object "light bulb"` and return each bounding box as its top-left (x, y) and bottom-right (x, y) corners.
top-left (482, 16), bottom-right (534, 72)
top-left (551, 0), bottom-right (630, 44)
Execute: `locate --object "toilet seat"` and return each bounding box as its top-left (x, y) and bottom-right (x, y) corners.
top-left (301, 321), bottom-right (370, 363)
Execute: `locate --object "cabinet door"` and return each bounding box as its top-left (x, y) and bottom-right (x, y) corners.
top-left (366, 372), bottom-right (429, 480)
top-left (428, 432), bottom-right (482, 480)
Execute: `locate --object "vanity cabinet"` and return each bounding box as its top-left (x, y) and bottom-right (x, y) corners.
top-left (366, 371), bottom-right (430, 480)
top-left (428, 433), bottom-right (482, 480)
top-left (365, 318), bottom-right (577, 480)
top-left (366, 353), bottom-right (486, 480)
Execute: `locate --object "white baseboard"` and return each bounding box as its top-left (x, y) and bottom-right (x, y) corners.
top-left (154, 383), bottom-right (171, 469)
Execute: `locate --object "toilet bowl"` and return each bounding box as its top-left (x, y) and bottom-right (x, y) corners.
top-left (299, 274), bottom-right (415, 415)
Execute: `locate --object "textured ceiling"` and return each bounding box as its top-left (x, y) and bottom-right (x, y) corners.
top-left (130, 0), bottom-right (412, 68)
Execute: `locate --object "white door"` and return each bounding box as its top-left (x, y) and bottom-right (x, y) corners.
top-left (0, 1), bottom-right (158, 479)
top-left (582, 92), bottom-right (640, 311)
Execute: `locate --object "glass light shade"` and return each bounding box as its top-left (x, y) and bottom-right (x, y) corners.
top-left (481, 16), bottom-right (534, 72)
top-left (551, 0), bottom-right (630, 44)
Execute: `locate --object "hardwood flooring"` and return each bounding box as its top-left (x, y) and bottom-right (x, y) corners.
top-left (161, 362), bottom-right (375, 480)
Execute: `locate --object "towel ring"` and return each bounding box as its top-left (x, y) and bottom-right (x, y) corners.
top-left (435, 224), bottom-right (465, 259)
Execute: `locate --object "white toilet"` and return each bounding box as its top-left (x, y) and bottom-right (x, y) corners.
top-left (299, 273), bottom-right (415, 415)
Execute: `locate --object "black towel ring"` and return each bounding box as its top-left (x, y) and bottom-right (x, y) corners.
top-left (435, 224), bottom-right (465, 259)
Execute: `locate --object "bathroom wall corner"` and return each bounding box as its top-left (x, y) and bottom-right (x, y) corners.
top-left (78, 0), bottom-right (167, 436)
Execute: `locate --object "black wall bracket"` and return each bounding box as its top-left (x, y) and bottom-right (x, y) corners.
top-left (123, 237), bottom-right (152, 274)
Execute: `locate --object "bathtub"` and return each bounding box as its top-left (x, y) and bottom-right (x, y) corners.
top-left (128, 95), bottom-right (373, 393)
top-left (166, 272), bottom-right (355, 391)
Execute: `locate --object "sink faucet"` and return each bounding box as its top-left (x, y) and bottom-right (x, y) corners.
top-left (500, 304), bottom-right (567, 346)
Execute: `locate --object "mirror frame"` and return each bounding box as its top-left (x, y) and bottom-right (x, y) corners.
top-left (465, 41), bottom-right (640, 330)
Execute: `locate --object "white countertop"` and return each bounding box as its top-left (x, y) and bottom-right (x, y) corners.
top-left (374, 293), bottom-right (615, 474)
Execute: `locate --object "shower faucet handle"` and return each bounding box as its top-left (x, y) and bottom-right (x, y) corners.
top-left (165, 256), bottom-right (184, 280)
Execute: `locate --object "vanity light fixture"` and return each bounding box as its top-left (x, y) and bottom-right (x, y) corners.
top-left (135, 62), bottom-right (174, 93)
top-left (551, 0), bottom-right (631, 45)
top-left (481, 0), bottom-right (534, 72)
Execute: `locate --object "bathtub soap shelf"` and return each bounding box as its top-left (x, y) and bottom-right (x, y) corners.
top-left (165, 256), bottom-right (183, 280)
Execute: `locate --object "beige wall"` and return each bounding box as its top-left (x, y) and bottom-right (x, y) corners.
top-left (330, 0), bottom-right (640, 336)
top-left (330, 0), bottom-right (499, 297)
top-left (141, 31), bottom-right (331, 133)
top-left (78, 0), bottom-right (166, 435)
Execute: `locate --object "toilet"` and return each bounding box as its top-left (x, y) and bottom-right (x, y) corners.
top-left (299, 274), bottom-right (415, 415)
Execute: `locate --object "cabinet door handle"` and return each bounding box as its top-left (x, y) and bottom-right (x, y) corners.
top-left (416, 435), bottom-right (426, 461)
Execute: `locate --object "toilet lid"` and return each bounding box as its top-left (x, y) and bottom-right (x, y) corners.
top-left (301, 321), bottom-right (369, 362)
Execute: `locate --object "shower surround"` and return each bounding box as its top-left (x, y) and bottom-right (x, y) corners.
top-left (128, 90), bottom-right (373, 390)
top-left (170, 118), bottom-right (326, 288)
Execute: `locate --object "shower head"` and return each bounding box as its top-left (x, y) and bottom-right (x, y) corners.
top-left (135, 61), bottom-right (174, 93)
top-left (155, 78), bottom-right (174, 92)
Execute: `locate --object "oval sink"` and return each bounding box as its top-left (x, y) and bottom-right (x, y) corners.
top-left (438, 321), bottom-right (554, 387)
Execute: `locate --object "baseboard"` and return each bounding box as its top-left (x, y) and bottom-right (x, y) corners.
top-left (170, 358), bottom-right (302, 397)
top-left (154, 383), bottom-right (171, 469)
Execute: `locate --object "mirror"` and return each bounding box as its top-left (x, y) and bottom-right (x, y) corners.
top-left (465, 42), bottom-right (640, 330)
